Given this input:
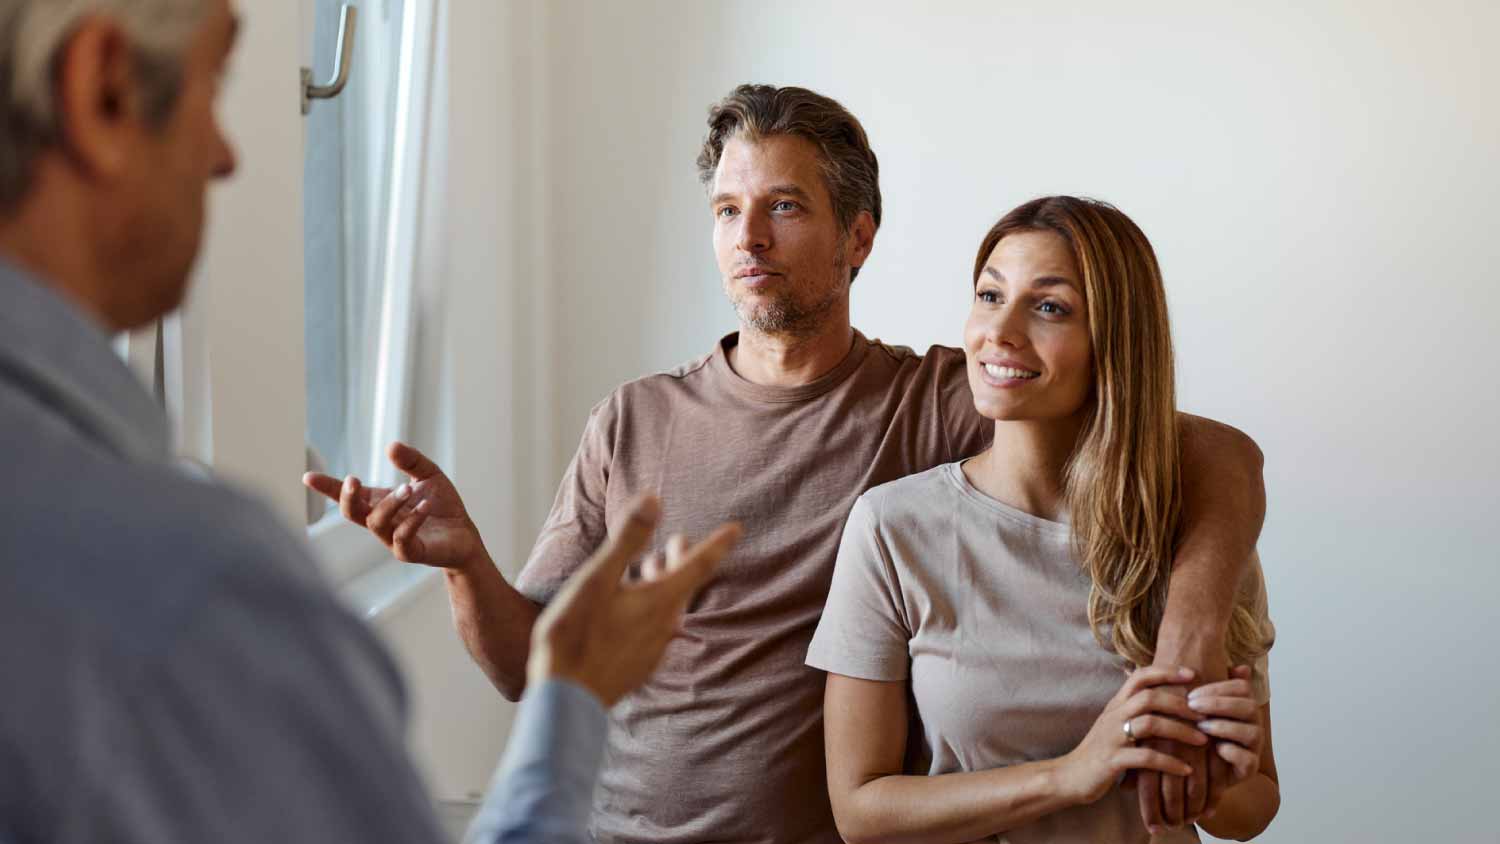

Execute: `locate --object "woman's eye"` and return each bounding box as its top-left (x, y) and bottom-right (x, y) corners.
top-left (1038, 301), bottom-right (1065, 315)
top-left (977, 290), bottom-right (999, 304)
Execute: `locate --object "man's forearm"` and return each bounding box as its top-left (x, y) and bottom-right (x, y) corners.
top-left (1157, 415), bottom-right (1266, 670)
top-left (444, 553), bottom-right (542, 701)
top-left (1197, 774), bottom-right (1279, 840)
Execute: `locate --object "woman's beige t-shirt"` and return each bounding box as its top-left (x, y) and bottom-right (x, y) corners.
top-left (806, 461), bottom-right (1274, 844)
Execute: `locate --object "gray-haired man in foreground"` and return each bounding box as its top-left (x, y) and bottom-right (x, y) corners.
top-left (0, 2), bottom-right (725, 842)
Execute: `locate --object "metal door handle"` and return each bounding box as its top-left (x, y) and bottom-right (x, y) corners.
top-left (301, 5), bottom-right (358, 115)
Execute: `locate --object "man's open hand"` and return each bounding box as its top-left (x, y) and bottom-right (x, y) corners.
top-left (303, 441), bottom-right (485, 571)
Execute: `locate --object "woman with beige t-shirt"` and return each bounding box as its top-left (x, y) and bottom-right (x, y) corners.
top-left (807, 196), bottom-right (1280, 843)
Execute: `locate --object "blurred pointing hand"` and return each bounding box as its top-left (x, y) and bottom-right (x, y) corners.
top-left (529, 495), bottom-right (742, 706)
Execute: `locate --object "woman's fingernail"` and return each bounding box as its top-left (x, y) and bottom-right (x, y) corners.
top-left (1189, 697), bottom-right (1210, 711)
top-left (395, 484), bottom-right (411, 500)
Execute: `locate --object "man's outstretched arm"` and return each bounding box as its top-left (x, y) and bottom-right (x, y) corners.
top-left (305, 441), bottom-right (541, 700)
top-left (1141, 413), bottom-right (1267, 833)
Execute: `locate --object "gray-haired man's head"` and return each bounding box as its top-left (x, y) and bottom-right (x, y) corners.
top-left (0, 0), bottom-right (237, 330)
top-left (0, 0), bottom-right (213, 207)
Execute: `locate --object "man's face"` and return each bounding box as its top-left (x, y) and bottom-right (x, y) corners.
top-left (111, 0), bottom-right (238, 328)
top-left (710, 134), bottom-right (854, 338)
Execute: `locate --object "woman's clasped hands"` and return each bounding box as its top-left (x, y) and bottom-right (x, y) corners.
top-left (1057, 665), bottom-right (1263, 811)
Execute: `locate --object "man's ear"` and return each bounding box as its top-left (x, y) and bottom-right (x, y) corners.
top-left (847, 209), bottom-right (877, 273)
top-left (54, 17), bottom-right (141, 182)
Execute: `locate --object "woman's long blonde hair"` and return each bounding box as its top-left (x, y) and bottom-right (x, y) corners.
top-left (972, 196), bottom-right (1264, 669)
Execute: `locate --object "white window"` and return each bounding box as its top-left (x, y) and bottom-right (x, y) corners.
top-left (304, 0), bottom-right (441, 586)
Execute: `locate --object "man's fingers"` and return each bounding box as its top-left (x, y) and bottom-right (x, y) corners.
top-left (303, 472), bottom-right (344, 502)
top-left (366, 483), bottom-right (413, 544)
top-left (1137, 769), bottom-right (1165, 831)
top-left (579, 495), bottom-right (662, 592)
top-left (664, 534), bottom-right (688, 571)
top-left (1203, 752), bottom-right (1232, 819)
top-left (388, 441), bottom-right (443, 482)
top-left (657, 523), bottom-right (742, 600)
top-left (1184, 753), bottom-right (1208, 824)
top-left (1216, 742), bottom-right (1260, 780)
top-left (638, 551), bottom-right (666, 583)
top-left (391, 502), bottom-right (430, 562)
top-left (1119, 749), bottom-right (1193, 778)
top-left (1161, 770), bottom-right (1186, 827)
top-left (340, 476), bottom-right (376, 526)
top-left (1137, 769), bottom-right (1164, 831)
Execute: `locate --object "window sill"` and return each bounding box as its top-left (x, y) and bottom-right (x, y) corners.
top-left (308, 511), bottom-right (441, 619)
top-left (340, 558), bottom-right (441, 621)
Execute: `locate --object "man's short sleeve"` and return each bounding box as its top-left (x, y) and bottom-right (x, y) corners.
top-left (515, 396), bottom-right (617, 605)
top-left (927, 346), bottom-right (991, 462)
top-left (805, 495), bottom-right (912, 682)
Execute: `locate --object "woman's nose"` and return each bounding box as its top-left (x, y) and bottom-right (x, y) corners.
top-left (987, 304), bottom-right (1027, 349)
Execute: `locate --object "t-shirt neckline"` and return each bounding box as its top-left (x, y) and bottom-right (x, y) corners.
top-left (945, 460), bottom-right (1074, 536)
top-left (711, 329), bottom-right (872, 404)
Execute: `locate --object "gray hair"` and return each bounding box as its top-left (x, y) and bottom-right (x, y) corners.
top-left (0, 0), bottom-right (208, 208)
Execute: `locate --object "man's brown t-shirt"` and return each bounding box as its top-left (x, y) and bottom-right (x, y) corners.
top-left (516, 330), bottom-right (990, 844)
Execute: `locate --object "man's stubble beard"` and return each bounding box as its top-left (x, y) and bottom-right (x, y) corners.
top-left (726, 247), bottom-right (850, 341)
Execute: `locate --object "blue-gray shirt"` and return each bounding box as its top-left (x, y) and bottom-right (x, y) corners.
top-left (0, 261), bottom-right (605, 843)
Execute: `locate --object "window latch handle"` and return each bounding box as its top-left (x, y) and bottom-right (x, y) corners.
top-left (301, 5), bottom-right (358, 115)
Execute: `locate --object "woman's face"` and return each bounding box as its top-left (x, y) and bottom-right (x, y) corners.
top-left (964, 230), bottom-right (1094, 424)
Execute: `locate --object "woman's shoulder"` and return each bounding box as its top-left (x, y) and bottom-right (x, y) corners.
top-left (855, 462), bottom-right (963, 526)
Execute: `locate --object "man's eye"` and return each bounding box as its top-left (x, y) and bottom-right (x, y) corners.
top-left (717, 206), bottom-right (737, 218)
top-left (773, 200), bottom-right (798, 212)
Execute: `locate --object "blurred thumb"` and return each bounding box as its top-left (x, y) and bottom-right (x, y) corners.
top-left (577, 494), bottom-right (662, 594)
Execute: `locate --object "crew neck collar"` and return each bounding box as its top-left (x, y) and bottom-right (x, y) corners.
top-left (711, 329), bottom-right (871, 404)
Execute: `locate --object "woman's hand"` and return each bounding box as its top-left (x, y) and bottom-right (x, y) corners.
top-left (1188, 666), bottom-right (1265, 794)
top-left (1057, 665), bottom-right (1209, 806)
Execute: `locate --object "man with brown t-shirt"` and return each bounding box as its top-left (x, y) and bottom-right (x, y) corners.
top-left (309, 85), bottom-right (1268, 843)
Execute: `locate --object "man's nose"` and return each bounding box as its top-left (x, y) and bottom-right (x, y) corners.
top-left (213, 127), bottom-right (238, 180)
top-left (736, 210), bottom-right (771, 253)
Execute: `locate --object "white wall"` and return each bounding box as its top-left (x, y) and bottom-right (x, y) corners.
top-left (193, 0), bottom-right (306, 529)
top-left (518, 1), bottom-right (1499, 840)
top-left (367, 0), bottom-right (546, 802)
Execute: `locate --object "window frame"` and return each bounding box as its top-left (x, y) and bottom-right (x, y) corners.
top-left (307, 0), bottom-right (443, 589)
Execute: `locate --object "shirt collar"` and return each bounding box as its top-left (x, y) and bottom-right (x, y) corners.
top-left (0, 258), bottom-right (170, 463)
